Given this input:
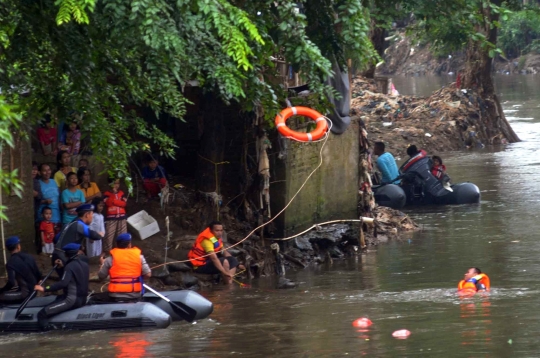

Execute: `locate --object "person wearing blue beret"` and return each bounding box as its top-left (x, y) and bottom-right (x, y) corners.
top-left (97, 233), bottom-right (151, 302)
top-left (35, 243), bottom-right (89, 330)
top-left (52, 203), bottom-right (103, 275)
top-left (0, 237), bottom-right (42, 303)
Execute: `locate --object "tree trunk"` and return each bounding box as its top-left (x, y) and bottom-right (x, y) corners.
top-left (362, 21), bottom-right (386, 79)
top-left (460, 2), bottom-right (520, 144)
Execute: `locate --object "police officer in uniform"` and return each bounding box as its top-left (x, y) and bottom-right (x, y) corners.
top-left (53, 203), bottom-right (102, 274)
top-left (0, 236), bottom-right (42, 303)
top-left (35, 243), bottom-right (89, 330)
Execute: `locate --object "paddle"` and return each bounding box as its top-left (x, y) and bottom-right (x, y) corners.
top-left (143, 284), bottom-right (197, 322)
top-left (15, 264), bottom-right (58, 319)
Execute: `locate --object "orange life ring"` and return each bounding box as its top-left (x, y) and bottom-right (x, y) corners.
top-left (274, 106), bottom-right (328, 142)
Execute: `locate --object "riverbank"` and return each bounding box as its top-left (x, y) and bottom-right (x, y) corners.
top-left (0, 197), bottom-right (418, 293)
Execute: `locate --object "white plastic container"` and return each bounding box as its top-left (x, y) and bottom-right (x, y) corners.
top-left (127, 210), bottom-right (160, 240)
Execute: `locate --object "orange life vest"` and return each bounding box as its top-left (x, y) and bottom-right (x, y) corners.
top-left (109, 247), bottom-right (143, 293)
top-left (188, 227), bottom-right (223, 267)
top-left (458, 273), bottom-right (490, 294)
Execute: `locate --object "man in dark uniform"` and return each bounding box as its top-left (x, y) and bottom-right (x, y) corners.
top-left (0, 236), bottom-right (42, 303)
top-left (53, 203), bottom-right (102, 274)
top-left (35, 243), bottom-right (89, 330)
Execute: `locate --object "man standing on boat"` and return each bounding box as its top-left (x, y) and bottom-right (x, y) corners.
top-left (98, 233), bottom-right (151, 302)
top-left (373, 142), bottom-right (401, 185)
top-left (35, 243), bottom-right (89, 330)
top-left (0, 237), bottom-right (42, 303)
top-left (188, 221), bottom-right (239, 284)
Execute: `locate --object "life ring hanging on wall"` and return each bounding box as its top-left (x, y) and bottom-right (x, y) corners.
top-left (274, 106), bottom-right (329, 142)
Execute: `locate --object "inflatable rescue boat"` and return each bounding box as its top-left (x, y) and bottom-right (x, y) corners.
top-left (373, 151), bottom-right (480, 209)
top-left (0, 290), bottom-right (213, 332)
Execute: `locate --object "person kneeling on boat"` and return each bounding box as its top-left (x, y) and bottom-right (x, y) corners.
top-left (0, 236), bottom-right (42, 303)
top-left (53, 203), bottom-right (103, 275)
top-left (35, 243), bottom-right (89, 330)
top-left (98, 233), bottom-right (151, 302)
top-left (458, 267), bottom-right (491, 293)
top-left (188, 221), bottom-right (239, 284)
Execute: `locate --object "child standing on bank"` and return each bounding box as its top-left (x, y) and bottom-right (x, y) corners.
top-left (87, 197), bottom-right (105, 257)
top-left (39, 207), bottom-right (56, 255)
top-left (103, 178), bottom-right (127, 254)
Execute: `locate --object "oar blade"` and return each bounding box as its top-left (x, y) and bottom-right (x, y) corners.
top-left (169, 300), bottom-right (197, 323)
top-left (14, 292), bottom-right (36, 319)
top-left (143, 284), bottom-right (197, 322)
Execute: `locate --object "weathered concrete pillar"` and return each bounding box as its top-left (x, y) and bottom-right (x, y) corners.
top-left (270, 119), bottom-right (359, 236)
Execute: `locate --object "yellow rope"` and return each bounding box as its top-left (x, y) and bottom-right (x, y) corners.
top-left (150, 120), bottom-right (332, 270)
top-left (268, 218), bottom-right (375, 241)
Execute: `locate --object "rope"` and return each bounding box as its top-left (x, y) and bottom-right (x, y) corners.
top-left (268, 218), bottom-right (375, 241)
top-left (150, 119), bottom-right (333, 270)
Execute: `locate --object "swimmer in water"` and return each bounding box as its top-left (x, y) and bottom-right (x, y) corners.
top-left (458, 267), bottom-right (490, 292)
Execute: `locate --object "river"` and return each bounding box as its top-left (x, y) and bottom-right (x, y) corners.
top-left (4, 75), bottom-right (540, 357)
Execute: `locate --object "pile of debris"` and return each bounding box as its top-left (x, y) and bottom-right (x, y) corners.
top-left (351, 76), bottom-right (506, 158)
top-left (275, 206), bottom-right (418, 268)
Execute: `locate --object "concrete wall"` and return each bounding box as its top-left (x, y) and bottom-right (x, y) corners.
top-left (1, 136), bottom-right (35, 248)
top-left (271, 119), bottom-right (359, 236)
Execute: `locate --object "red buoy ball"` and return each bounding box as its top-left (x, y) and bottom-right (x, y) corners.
top-left (352, 318), bottom-right (373, 328)
top-left (392, 329), bottom-right (411, 339)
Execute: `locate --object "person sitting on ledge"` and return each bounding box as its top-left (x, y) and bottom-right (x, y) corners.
top-left (142, 156), bottom-right (167, 199)
top-left (187, 221), bottom-right (239, 284)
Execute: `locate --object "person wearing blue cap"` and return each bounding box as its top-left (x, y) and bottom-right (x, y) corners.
top-left (98, 233), bottom-right (151, 302)
top-left (35, 243), bottom-right (89, 329)
top-left (0, 237), bottom-right (42, 303)
top-left (53, 203), bottom-right (102, 273)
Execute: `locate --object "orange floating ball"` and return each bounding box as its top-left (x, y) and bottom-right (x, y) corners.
top-left (392, 329), bottom-right (411, 339)
top-left (352, 318), bottom-right (373, 328)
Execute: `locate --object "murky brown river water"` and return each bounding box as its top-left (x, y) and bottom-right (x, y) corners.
top-left (3, 75), bottom-right (540, 357)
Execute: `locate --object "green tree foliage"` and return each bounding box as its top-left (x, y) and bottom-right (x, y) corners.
top-left (0, 97), bottom-right (24, 221)
top-left (499, 9), bottom-right (540, 57)
top-left (0, 0), bottom-right (374, 188)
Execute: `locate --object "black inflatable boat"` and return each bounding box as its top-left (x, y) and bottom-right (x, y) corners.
top-left (373, 151), bottom-right (480, 209)
top-left (0, 290), bottom-right (213, 332)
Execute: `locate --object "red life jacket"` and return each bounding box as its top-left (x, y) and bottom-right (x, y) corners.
top-left (109, 247), bottom-right (142, 293)
top-left (103, 190), bottom-right (127, 219)
top-left (431, 164), bottom-right (446, 179)
top-left (188, 228), bottom-right (223, 267)
top-left (402, 150), bottom-right (427, 172)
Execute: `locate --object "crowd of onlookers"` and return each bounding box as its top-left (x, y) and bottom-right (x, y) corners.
top-left (32, 149), bottom-right (169, 258)
top-left (32, 151), bottom-right (127, 257)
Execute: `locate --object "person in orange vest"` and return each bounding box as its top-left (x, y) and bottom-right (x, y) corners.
top-left (98, 233), bottom-right (151, 302)
top-left (458, 267), bottom-right (490, 293)
top-left (188, 221), bottom-right (239, 284)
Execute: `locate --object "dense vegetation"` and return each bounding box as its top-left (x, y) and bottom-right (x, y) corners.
top-left (0, 0), bottom-right (528, 219)
top-left (0, 0), bottom-right (375, 183)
